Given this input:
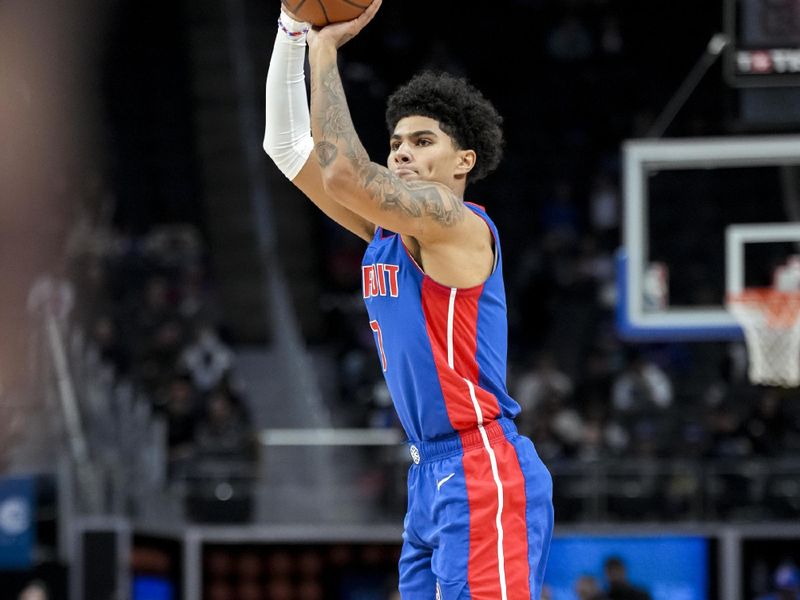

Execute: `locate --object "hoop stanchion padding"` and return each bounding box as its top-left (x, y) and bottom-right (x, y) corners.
top-left (727, 289), bottom-right (800, 387)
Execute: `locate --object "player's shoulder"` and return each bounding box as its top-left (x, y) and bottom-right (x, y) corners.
top-left (464, 201), bottom-right (497, 227)
top-left (464, 201), bottom-right (487, 212)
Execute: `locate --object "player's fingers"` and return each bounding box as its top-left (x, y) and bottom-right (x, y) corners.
top-left (352, 0), bottom-right (381, 31)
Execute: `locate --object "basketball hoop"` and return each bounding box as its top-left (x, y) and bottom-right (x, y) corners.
top-left (727, 289), bottom-right (800, 387)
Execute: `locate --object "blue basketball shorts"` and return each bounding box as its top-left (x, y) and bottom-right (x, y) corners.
top-left (398, 417), bottom-right (554, 600)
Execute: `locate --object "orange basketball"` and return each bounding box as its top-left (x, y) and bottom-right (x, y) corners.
top-left (281, 0), bottom-right (371, 27)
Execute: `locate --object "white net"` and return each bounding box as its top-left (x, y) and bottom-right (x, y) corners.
top-left (728, 289), bottom-right (800, 388)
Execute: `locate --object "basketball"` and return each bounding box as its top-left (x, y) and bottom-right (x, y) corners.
top-left (281, 0), bottom-right (371, 27)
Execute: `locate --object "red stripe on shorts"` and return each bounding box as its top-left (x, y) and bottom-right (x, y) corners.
top-left (462, 436), bottom-right (531, 600)
top-left (462, 442), bottom-right (503, 598)
top-left (494, 438), bottom-right (532, 599)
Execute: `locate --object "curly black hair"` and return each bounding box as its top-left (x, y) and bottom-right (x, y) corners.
top-left (385, 71), bottom-right (504, 183)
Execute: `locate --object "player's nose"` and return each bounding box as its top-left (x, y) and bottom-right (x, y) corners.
top-left (393, 143), bottom-right (412, 162)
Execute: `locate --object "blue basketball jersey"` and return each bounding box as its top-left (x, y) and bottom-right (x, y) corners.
top-left (361, 202), bottom-right (522, 441)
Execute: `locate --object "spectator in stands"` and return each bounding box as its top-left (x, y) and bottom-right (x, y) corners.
top-left (575, 574), bottom-right (606, 600)
top-left (514, 352), bottom-right (574, 415)
top-left (545, 397), bottom-right (585, 458)
top-left (756, 561), bottom-right (800, 600)
top-left (574, 235), bottom-right (615, 306)
top-left (525, 399), bottom-right (567, 462)
top-left (17, 580), bottom-right (49, 600)
top-left (744, 390), bottom-right (800, 457)
top-left (133, 276), bottom-right (176, 338)
top-left (138, 315), bottom-right (187, 393)
top-left (178, 264), bottom-right (216, 323)
top-left (162, 373), bottom-right (200, 476)
top-left (529, 389), bottom-right (630, 463)
top-left (575, 346), bottom-right (617, 408)
top-left (89, 314), bottom-right (130, 376)
top-left (578, 408), bottom-right (629, 461)
top-left (607, 352), bottom-right (673, 460)
top-left (703, 400), bottom-right (760, 517)
top-left (142, 224), bottom-right (204, 271)
top-left (705, 403), bottom-right (750, 459)
top-left (603, 556), bottom-right (652, 600)
top-left (611, 352), bottom-right (673, 415)
top-left (195, 387), bottom-right (255, 462)
top-left (513, 353), bottom-right (584, 459)
top-left (130, 275), bottom-right (186, 392)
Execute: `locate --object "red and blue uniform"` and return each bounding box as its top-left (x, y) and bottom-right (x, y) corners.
top-left (362, 203), bottom-right (553, 600)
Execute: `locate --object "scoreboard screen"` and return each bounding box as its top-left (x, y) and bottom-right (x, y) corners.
top-left (725, 0), bottom-right (800, 86)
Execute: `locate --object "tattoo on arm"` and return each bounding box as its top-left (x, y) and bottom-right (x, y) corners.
top-left (411, 183), bottom-right (465, 227)
top-left (315, 141), bottom-right (338, 167)
top-left (393, 179), bottom-right (465, 227)
top-left (359, 165), bottom-right (464, 226)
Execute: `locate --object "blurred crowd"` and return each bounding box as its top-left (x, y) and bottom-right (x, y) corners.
top-left (60, 189), bottom-right (257, 497)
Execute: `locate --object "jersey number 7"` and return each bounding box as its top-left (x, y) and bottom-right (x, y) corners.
top-left (369, 320), bottom-right (387, 372)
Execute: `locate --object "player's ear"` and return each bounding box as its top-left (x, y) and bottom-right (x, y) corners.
top-left (455, 149), bottom-right (476, 176)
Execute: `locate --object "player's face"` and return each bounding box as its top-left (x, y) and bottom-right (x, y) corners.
top-left (387, 116), bottom-right (471, 188)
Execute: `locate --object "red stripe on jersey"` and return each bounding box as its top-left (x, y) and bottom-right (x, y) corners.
top-left (451, 290), bottom-right (501, 422)
top-left (493, 439), bottom-right (533, 599)
top-left (451, 289), bottom-right (480, 381)
top-left (421, 280), bottom-right (476, 429)
top-left (421, 279), bottom-right (503, 430)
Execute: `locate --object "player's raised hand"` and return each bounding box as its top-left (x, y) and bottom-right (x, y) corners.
top-left (307, 0), bottom-right (382, 50)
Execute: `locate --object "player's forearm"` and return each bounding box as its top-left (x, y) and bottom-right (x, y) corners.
top-left (307, 40), bottom-right (433, 239)
top-left (308, 42), bottom-right (372, 191)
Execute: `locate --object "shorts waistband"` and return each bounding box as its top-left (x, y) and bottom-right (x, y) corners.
top-left (407, 418), bottom-right (518, 464)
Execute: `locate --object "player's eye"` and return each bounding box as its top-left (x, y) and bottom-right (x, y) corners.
top-left (417, 138), bottom-right (432, 146)
top-left (390, 142), bottom-right (400, 151)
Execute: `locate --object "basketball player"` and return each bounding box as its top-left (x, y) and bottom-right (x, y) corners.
top-left (263, 2), bottom-right (553, 598)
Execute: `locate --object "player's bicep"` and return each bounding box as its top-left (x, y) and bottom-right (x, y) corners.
top-left (292, 157), bottom-right (375, 242)
top-left (328, 162), bottom-right (467, 240)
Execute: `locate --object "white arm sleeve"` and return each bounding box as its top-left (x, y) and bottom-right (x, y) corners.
top-left (263, 14), bottom-right (315, 180)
